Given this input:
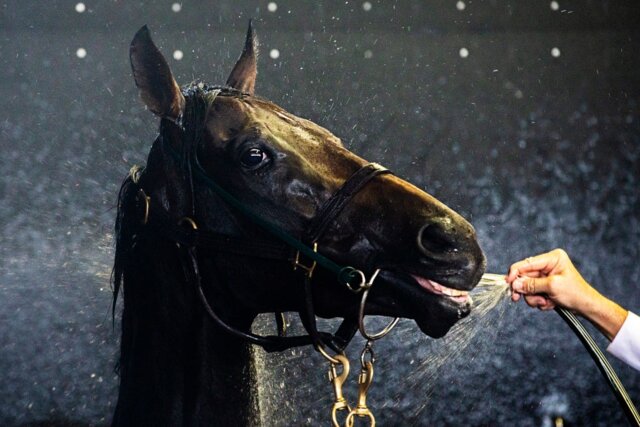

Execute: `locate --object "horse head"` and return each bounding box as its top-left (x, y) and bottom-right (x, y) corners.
top-left (123, 22), bottom-right (485, 349)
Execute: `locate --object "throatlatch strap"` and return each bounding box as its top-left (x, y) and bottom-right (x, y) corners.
top-left (306, 163), bottom-right (391, 243)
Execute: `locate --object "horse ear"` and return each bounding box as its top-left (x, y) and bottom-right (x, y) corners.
top-left (130, 25), bottom-right (185, 120)
top-left (226, 20), bottom-right (258, 95)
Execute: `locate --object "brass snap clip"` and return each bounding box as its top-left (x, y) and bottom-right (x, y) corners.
top-left (328, 353), bottom-right (351, 427)
top-left (345, 344), bottom-right (376, 427)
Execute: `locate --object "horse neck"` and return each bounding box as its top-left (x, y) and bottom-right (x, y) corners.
top-left (113, 234), bottom-right (261, 426)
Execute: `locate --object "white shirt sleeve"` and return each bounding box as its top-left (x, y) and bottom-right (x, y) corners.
top-left (607, 311), bottom-right (640, 371)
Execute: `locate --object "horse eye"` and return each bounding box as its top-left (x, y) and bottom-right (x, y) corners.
top-left (240, 147), bottom-right (268, 169)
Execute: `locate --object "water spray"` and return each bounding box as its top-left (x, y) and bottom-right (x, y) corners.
top-left (481, 273), bottom-right (640, 426)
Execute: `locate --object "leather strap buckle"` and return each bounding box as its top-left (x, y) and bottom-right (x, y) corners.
top-left (293, 242), bottom-right (318, 278)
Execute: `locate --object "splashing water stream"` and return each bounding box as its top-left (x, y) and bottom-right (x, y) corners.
top-left (406, 273), bottom-right (512, 417)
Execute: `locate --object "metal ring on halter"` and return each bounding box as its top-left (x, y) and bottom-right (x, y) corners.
top-left (344, 269), bottom-right (367, 293)
top-left (360, 342), bottom-right (375, 367)
top-left (358, 269), bottom-right (400, 341)
top-left (176, 217), bottom-right (198, 249)
top-left (137, 189), bottom-right (151, 225)
top-left (178, 217), bottom-right (198, 230)
top-left (316, 344), bottom-right (342, 365)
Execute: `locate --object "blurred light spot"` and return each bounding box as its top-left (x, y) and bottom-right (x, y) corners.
top-left (171, 3), bottom-right (182, 13)
top-left (173, 50), bottom-right (184, 60)
top-left (518, 139), bottom-right (527, 149)
top-left (515, 89), bottom-right (523, 99)
top-left (456, 1), bottom-right (466, 11)
top-left (362, 1), bottom-right (372, 11)
top-left (459, 47), bottom-right (469, 58)
top-left (75, 2), bottom-right (86, 13)
top-left (550, 1), bottom-right (559, 11)
top-left (270, 49), bottom-right (280, 59)
top-left (267, 2), bottom-right (278, 12)
top-left (551, 47), bottom-right (561, 57)
top-left (76, 48), bottom-right (87, 58)
top-left (364, 49), bottom-right (373, 59)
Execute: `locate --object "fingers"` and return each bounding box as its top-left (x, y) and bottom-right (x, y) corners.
top-left (524, 294), bottom-right (555, 310)
top-left (523, 294), bottom-right (546, 308)
top-left (506, 250), bottom-right (562, 282)
top-left (512, 276), bottom-right (552, 295)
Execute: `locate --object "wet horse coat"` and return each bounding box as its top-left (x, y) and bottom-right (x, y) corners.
top-left (112, 24), bottom-right (485, 426)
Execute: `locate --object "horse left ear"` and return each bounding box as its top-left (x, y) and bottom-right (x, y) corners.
top-left (130, 25), bottom-right (185, 120)
top-left (226, 20), bottom-right (258, 95)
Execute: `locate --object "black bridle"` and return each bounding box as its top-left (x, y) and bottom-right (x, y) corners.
top-left (125, 86), bottom-right (393, 355)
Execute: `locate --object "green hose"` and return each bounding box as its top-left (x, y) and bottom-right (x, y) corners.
top-left (555, 307), bottom-right (640, 426)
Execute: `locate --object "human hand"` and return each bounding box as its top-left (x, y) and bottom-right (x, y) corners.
top-left (506, 248), bottom-right (628, 341)
top-left (506, 248), bottom-right (599, 313)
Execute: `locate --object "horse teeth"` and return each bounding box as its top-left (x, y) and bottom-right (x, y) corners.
top-left (412, 275), bottom-right (468, 298)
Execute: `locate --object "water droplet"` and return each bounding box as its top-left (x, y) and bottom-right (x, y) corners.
top-left (267, 2), bottom-right (278, 12)
top-left (364, 49), bottom-right (373, 59)
top-left (76, 48), bottom-right (87, 59)
top-left (75, 2), bottom-right (86, 13)
top-left (456, 1), bottom-right (466, 11)
top-left (551, 47), bottom-right (561, 57)
top-left (269, 48), bottom-right (280, 59)
top-left (173, 50), bottom-right (184, 60)
top-left (362, 1), bottom-right (372, 11)
top-left (171, 3), bottom-right (182, 13)
top-left (459, 47), bottom-right (469, 58)
top-left (550, 1), bottom-right (559, 11)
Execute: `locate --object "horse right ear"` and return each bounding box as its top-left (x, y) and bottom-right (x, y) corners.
top-left (130, 25), bottom-right (185, 120)
top-left (226, 20), bottom-right (258, 95)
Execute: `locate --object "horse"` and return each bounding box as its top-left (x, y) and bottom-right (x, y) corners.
top-left (111, 22), bottom-right (486, 426)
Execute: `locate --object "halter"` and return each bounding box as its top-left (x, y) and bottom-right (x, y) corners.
top-left (125, 85), bottom-right (400, 425)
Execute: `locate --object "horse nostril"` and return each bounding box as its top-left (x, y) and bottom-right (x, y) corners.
top-left (417, 222), bottom-right (458, 256)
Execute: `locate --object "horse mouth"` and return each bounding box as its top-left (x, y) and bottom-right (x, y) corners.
top-left (363, 268), bottom-right (483, 338)
top-left (411, 275), bottom-right (472, 305)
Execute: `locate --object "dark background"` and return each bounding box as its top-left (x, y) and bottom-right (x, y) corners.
top-left (1, 1), bottom-right (639, 425)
